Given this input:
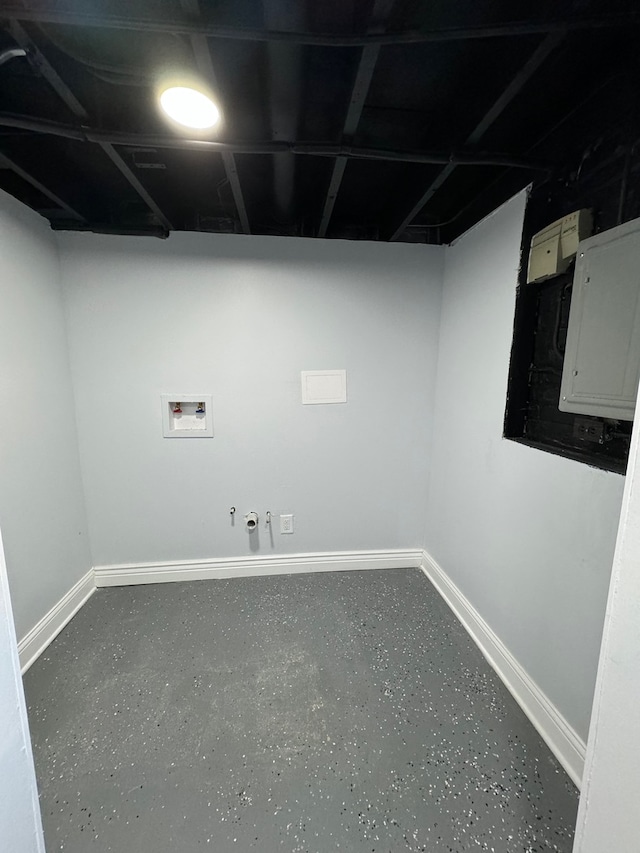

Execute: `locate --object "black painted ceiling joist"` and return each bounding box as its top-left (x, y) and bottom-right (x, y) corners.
top-left (7, 21), bottom-right (174, 233)
top-left (1, 5), bottom-right (638, 46)
top-left (97, 142), bottom-right (173, 234)
top-left (263, 0), bottom-right (305, 229)
top-left (0, 3), bottom-right (637, 243)
top-left (179, 0), bottom-right (250, 235)
top-left (0, 150), bottom-right (85, 221)
top-left (317, 0), bottom-right (396, 239)
top-left (388, 29), bottom-right (566, 241)
top-left (8, 21), bottom-right (86, 118)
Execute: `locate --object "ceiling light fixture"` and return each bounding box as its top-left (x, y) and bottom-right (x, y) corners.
top-left (159, 86), bottom-right (220, 130)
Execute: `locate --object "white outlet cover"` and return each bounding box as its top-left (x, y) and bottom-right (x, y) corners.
top-left (280, 514), bottom-right (294, 534)
top-left (301, 370), bottom-right (347, 405)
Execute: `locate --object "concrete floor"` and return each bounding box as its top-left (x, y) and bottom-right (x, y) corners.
top-left (24, 569), bottom-right (578, 852)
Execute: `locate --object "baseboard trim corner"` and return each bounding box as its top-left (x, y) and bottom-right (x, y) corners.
top-left (420, 550), bottom-right (586, 789)
top-left (19, 569), bottom-right (96, 674)
top-left (94, 548), bottom-right (423, 587)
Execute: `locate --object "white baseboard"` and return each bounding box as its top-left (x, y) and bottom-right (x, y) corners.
top-left (420, 550), bottom-right (586, 789)
top-left (19, 569), bottom-right (96, 674)
top-left (94, 549), bottom-right (423, 587)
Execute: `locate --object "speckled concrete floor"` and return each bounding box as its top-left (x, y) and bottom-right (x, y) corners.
top-left (24, 569), bottom-right (578, 853)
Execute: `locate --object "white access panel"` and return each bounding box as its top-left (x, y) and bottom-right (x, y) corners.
top-left (559, 217), bottom-right (640, 420)
top-left (301, 370), bottom-right (347, 404)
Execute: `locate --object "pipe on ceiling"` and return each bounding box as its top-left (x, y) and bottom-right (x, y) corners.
top-left (264, 0), bottom-right (305, 226)
top-left (0, 6), bottom-right (637, 46)
top-left (0, 112), bottom-right (549, 172)
top-left (0, 47), bottom-right (26, 66)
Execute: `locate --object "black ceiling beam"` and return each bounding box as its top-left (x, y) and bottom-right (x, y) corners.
top-left (438, 72), bottom-right (630, 244)
top-left (408, 70), bottom-right (628, 246)
top-left (218, 152), bottom-right (250, 232)
top-left (96, 142), bottom-right (173, 233)
top-left (1, 5), bottom-right (637, 45)
top-left (7, 21), bottom-right (174, 233)
top-left (8, 21), bottom-right (88, 116)
top-left (0, 113), bottom-right (549, 171)
top-left (179, 0), bottom-right (250, 234)
top-left (318, 0), bottom-right (395, 238)
top-left (387, 30), bottom-right (565, 241)
top-left (263, 0), bottom-right (306, 228)
top-left (0, 150), bottom-right (85, 220)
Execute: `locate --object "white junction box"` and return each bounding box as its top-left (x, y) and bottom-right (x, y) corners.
top-left (161, 394), bottom-right (213, 438)
top-left (527, 209), bottom-right (593, 283)
top-left (301, 369), bottom-right (347, 405)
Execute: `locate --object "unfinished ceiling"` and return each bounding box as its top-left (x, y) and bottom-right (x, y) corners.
top-left (0, 0), bottom-right (639, 243)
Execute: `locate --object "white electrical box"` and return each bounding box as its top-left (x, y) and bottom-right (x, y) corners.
top-left (559, 217), bottom-right (640, 421)
top-left (527, 209), bottom-right (593, 283)
top-left (161, 394), bottom-right (213, 437)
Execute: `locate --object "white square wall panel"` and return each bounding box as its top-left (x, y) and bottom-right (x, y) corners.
top-left (161, 394), bottom-right (213, 437)
top-left (301, 370), bottom-right (347, 405)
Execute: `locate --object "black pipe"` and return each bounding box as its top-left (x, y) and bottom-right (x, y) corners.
top-left (0, 112), bottom-right (549, 171)
top-left (0, 6), bottom-right (638, 46)
top-left (0, 47), bottom-right (26, 66)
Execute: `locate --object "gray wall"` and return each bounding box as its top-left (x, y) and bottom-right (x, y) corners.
top-left (58, 231), bottom-right (444, 566)
top-left (425, 191), bottom-right (625, 741)
top-left (0, 191), bottom-right (91, 639)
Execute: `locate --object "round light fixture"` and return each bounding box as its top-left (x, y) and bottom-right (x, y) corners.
top-left (159, 86), bottom-right (220, 129)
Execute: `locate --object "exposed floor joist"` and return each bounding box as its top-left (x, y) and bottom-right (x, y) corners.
top-left (7, 21), bottom-right (174, 233)
top-left (179, 0), bottom-right (250, 234)
top-left (96, 142), bottom-right (173, 233)
top-left (402, 72), bottom-right (625, 243)
top-left (0, 3), bottom-right (636, 243)
top-left (388, 30), bottom-right (566, 241)
top-left (8, 21), bottom-right (87, 117)
top-left (263, 0), bottom-right (305, 229)
top-left (318, 0), bottom-right (396, 238)
top-left (0, 151), bottom-right (85, 221)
